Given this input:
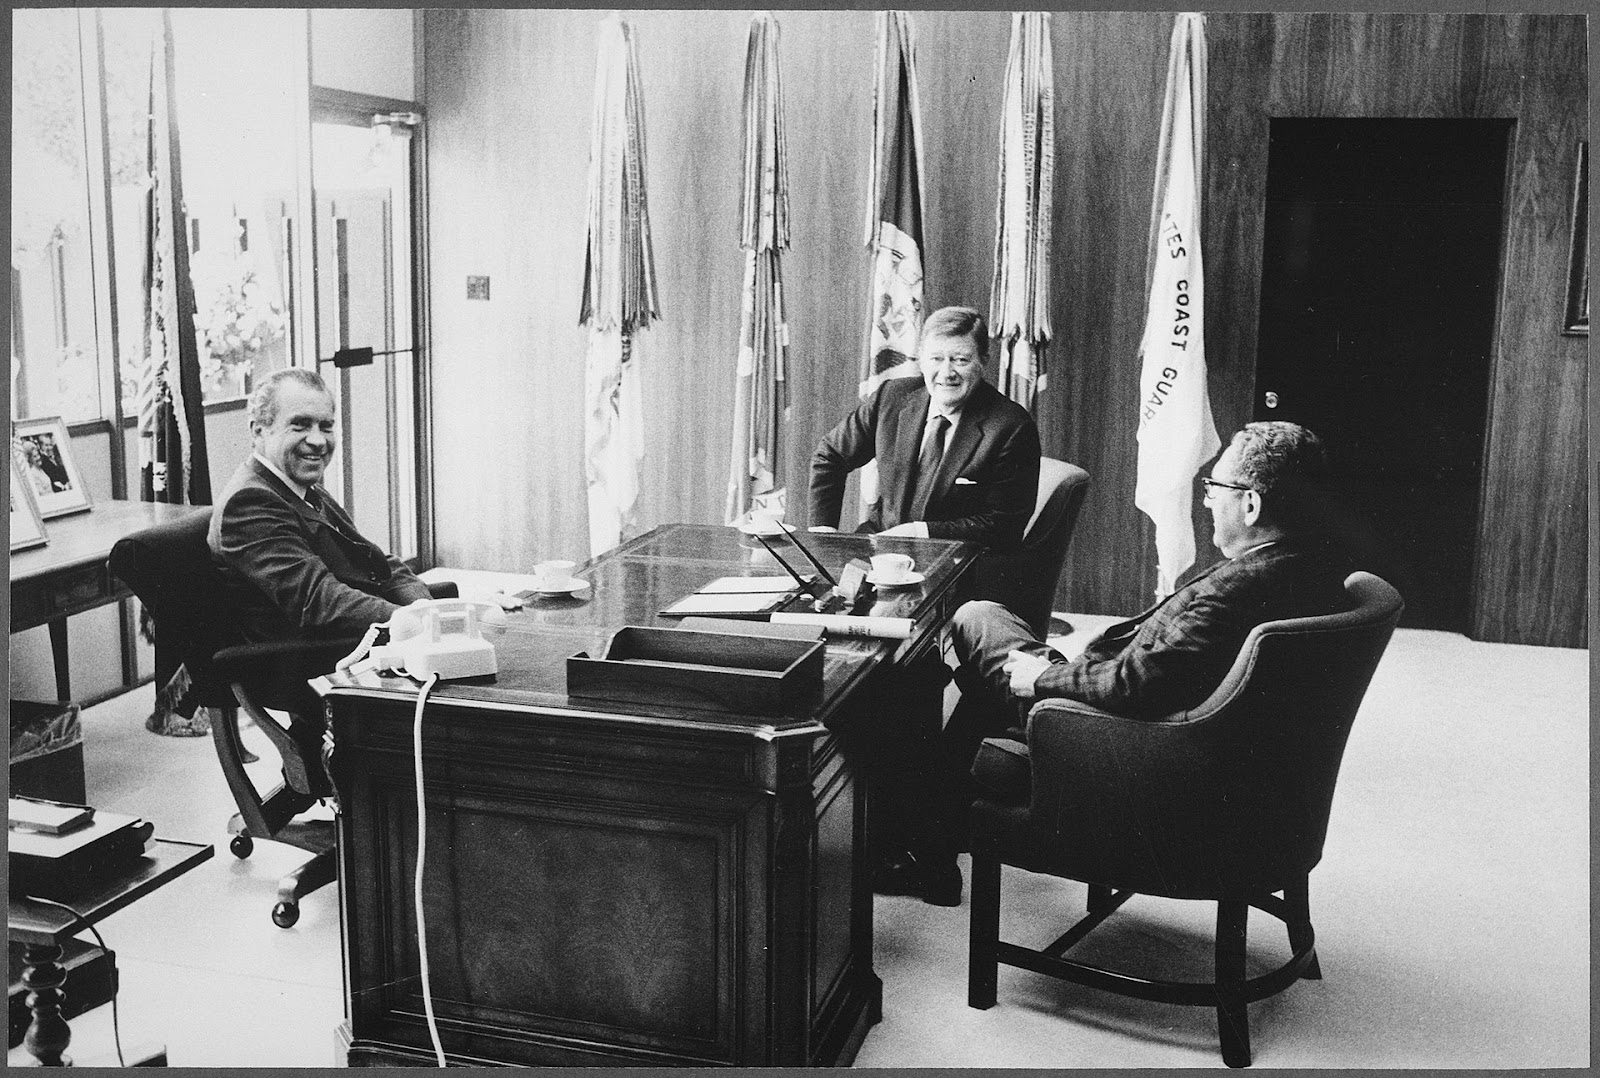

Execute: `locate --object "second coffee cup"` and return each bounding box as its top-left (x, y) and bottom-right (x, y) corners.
top-left (870, 553), bottom-right (914, 582)
top-left (533, 559), bottom-right (576, 591)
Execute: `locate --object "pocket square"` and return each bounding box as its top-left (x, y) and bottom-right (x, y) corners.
top-left (954, 477), bottom-right (978, 486)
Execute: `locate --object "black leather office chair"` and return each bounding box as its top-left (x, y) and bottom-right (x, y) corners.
top-left (969, 457), bottom-right (1090, 637)
top-left (966, 572), bottom-right (1403, 1067)
top-left (110, 506), bottom-right (454, 928)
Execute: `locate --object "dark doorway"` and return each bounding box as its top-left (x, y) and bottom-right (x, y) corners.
top-left (1255, 118), bottom-right (1511, 632)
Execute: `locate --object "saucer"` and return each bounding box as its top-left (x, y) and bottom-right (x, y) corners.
top-left (867, 570), bottom-right (924, 589)
top-left (737, 518), bottom-right (788, 537)
top-left (524, 579), bottom-right (590, 598)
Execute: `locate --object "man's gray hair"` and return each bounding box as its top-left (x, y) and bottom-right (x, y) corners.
top-left (1229, 421), bottom-right (1329, 529)
top-left (248, 367), bottom-right (329, 429)
top-left (920, 306), bottom-right (989, 360)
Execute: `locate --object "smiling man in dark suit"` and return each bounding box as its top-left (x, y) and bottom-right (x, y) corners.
top-left (210, 367), bottom-right (433, 646)
top-left (808, 305), bottom-right (1041, 550)
top-left (808, 306), bottom-right (1041, 906)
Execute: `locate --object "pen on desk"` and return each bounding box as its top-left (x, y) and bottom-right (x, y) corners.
top-left (753, 533), bottom-right (825, 598)
top-left (772, 520), bottom-right (839, 588)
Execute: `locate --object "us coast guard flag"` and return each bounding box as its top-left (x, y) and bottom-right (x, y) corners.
top-left (1134, 13), bottom-right (1220, 598)
top-left (581, 15), bottom-right (659, 557)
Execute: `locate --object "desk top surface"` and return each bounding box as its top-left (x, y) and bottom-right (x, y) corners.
top-left (9, 838), bottom-right (215, 945)
top-left (10, 500), bottom-right (200, 583)
top-left (320, 523), bottom-right (979, 735)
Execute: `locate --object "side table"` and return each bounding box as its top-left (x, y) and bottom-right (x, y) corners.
top-left (10, 838), bottom-right (213, 1066)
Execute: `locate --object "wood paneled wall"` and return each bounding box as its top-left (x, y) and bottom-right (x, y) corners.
top-left (421, 11), bottom-right (1586, 648)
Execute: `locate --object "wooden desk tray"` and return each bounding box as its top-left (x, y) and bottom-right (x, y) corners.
top-left (567, 627), bottom-right (824, 715)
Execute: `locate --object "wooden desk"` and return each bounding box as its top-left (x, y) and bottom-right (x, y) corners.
top-left (319, 524), bottom-right (978, 1067)
top-left (9, 501), bottom-right (197, 701)
top-left (10, 838), bottom-right (214, 1066)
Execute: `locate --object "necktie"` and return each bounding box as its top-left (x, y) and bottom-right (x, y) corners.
top-left (909, 414), bottom-right (950, 520)
top-left (307, 485), bottom-right (391, 583)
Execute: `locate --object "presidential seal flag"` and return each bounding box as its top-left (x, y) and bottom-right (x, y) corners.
top-left (859, 10), bottom-right (927, 512)
top-left (725, 13), bottom-right (791, 527)
top-left (139, 10), bottom-right (211, 511)
top-left (1133, 12), bottom-right (1220, 598)
top-left (991, 10), bottom-right (1055, 410)
top-left (581, 14), bottom-right (660, 557)
top-left (139, 12), bottom-right (217, 738)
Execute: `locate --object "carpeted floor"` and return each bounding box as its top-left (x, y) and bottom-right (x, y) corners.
top-left (9, 619), bottom-right (1587, 1068)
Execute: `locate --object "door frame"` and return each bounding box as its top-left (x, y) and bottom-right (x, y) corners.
top-left (309, 85), bottom-right (435, 568)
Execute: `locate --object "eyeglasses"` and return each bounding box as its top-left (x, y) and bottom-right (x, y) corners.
top-left (1200, 476), bottom-right (1255, 498)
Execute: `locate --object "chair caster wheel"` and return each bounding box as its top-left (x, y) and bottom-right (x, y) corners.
top-left (230, 833), bottom-right (254, 858)
top-left (272, 901), bottom-right (300, 928)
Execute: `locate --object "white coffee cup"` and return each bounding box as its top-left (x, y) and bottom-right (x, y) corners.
top-left (747, 508), bottom-right (783, 533)
top-left (533, 559), bottom-right (576, 591)
top-left (871, 553), bottom-right (914, 582)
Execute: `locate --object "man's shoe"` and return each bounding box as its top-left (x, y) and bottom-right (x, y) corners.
top-left (917, 854), bottom-right (963, 907)
top-left (872, 851), bottom-right (923, 897)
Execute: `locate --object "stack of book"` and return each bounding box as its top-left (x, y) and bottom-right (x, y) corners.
top-left (9, 798), bottom-right (155, 900)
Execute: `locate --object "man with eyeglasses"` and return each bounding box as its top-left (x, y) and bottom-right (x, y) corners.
top-left (950, 420), bottom-right (1353, 728)
top-left (808, 305), bottom-right (1041, 549)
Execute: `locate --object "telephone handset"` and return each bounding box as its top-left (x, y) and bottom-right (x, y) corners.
top-left (339, 598), bottom-right (505, 680)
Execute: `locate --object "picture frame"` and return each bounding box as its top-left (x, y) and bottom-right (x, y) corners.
top-left (1563, 140), bottom-right (1588, 336)
top-left (10, 457), bottom-right (49, 552)
top-left (12, 415), bottom-right (93, 518)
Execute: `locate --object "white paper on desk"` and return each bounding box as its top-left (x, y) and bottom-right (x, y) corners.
top-left (663, 591), bottom-right (790, 616)
top-left (422, 567), bottom-right (546, 600)
top-left (696, 575), bottom-right (800, 594)
top-left (769, 612), bottom-right (914, 639)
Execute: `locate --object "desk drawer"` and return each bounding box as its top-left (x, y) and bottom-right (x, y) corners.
top-left (11, 563), bottom-right (119, 630)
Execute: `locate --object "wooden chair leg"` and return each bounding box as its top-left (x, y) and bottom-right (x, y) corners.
top-left (968, 850), bottom-right (1002, 1009)
top-left (1215, 900), bottom-right (1251, 1068)
top-left (1283, 875), bottom-right (1321, 979)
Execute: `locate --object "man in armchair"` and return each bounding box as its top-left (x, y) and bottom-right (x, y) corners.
top-left (941, 422), bottom-right (1356, 886)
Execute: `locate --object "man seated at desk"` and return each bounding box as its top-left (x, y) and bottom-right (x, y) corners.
top-left (807, 305), bottom-right (1042, 906)
top-left (210, 368), bottom-right (433, 767)
top-left (940, 421), bottom-right (1355, 887)
top-left (807, 305), bottom-right (1041, 548)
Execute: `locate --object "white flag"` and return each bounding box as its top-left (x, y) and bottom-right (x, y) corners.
top-left (1134, 13), bottom-right (1221, 598)
top-left (580, 15), bottom-right (658, 556)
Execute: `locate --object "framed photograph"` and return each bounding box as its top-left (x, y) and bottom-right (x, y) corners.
top-left (10, 457), bottom-right (49, 552)
top-left (1563, 140), bottom-right (1588, 336)
top-left (12, 415), bottom-right (92, 518)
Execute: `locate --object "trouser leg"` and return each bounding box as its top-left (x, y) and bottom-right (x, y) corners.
top-left (949, 600), bottom-right (1064, 708)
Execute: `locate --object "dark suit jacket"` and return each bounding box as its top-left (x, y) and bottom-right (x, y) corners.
top-left (1034, 538), bottom-right (1353, 718)
top-left (809, 377), bottom-right (1041, 550)
top-left (209, 457), bottom-right (432, 643)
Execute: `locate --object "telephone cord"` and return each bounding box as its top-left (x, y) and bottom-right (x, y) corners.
top-left (18, 894), bottom-right (125, 1067)
top-left (410, 671), bottom-right (447, 1066)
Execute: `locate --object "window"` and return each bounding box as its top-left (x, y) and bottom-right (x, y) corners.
top-left (11, 9), bottom-right (307, 425)
top-left (11, 9), bottom-right (100, 421)
top-left (106, 8), bottom-right (302, 412)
